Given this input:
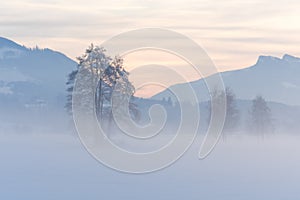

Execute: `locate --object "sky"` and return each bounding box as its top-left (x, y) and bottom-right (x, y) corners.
top-left (1, 0), bottom-right (300, 70)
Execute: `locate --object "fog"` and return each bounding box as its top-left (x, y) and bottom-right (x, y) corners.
top-left (1, 133), bottom-right (299, 200)
top-left (1, 35), bottom-right (300, 199)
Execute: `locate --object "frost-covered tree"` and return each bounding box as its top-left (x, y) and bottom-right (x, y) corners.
top-left (103, 56), bottom-right (138, 131)
top-left (249, 95), bottom-right (273, 136)
top-left (66, 45), bottom-right (138, 130)
top-left (66, 44), bottom-right (111, 115)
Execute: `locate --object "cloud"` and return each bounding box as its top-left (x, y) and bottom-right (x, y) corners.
top-left (0, 0), bottom-right (300, 69)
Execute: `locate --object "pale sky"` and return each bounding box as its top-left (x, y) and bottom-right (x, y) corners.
top-left (1, 0), bottom-right (300, 72)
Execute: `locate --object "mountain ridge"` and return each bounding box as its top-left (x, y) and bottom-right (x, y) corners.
top-left (1, 36), bottom-right (300, 106)
top-left (152, 53), bottom-right (300, 106)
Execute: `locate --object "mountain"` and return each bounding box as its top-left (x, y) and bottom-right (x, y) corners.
top-left (0, 36), bottom-right (299, 134)
top-left (0, 37), bottom-right (77, 105)
top-left (153, 54), bottom-right (300, 106)
top-left (0, 37), bottom-right (77, 133)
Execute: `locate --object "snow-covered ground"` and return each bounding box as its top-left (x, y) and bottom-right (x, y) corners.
top-left (0, 133), bottom-right (300, 200)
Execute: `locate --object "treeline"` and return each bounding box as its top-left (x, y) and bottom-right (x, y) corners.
top-left (202, 87), bottom-right (274, 137)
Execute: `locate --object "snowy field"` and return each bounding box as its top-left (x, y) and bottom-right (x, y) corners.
top-left (1, 133), bottom-right (300, 200)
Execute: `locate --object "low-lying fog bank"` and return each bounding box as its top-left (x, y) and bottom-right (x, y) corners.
top-left (0, 133), bottom-right (299, 200)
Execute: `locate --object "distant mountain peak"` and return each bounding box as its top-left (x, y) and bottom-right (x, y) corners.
top-left (282, 54), bottom-right (300, 63)
top-left (256, 55), bottom-right (282, 65)
top-left (154, 53), bottom-right (300, 105)
top-left (255, 54), bottom-right (300, 66)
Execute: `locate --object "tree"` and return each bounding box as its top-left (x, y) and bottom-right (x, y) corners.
top-left (223, 87), bottom-right (239, 132)
top-left (167, 97), bottom-right (173, 107)
top-left (249, 95), bottom-right (273, 136)
top-left (66, 45), bottom-right (139, 133)
top-left (65, 69), bottom-right (78, 115)
top-left (207, 87), bottom-right (239, 135)
top-left (103, 55), bottom-right (138, 131)
top-left (66, 44), bottom-right (111, 116)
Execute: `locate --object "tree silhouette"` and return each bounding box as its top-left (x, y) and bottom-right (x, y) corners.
top-left (249, 95), bottom-right (273, 137)
top-left (223, 87), bottom-right (239, 133)
top-left (207, 87), bottom-right (239, 136)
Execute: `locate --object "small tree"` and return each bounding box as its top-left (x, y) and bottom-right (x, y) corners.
top-left (207, 87), bottom-right (239, 136)
top-left (224, 87), bottom-right (239, 132)
top-left (166, 97), bottom-right (172, 107)
top-left (249, 95), bottom-right (273, 137)
top-left (65, 70), bottom-right (78, 115)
